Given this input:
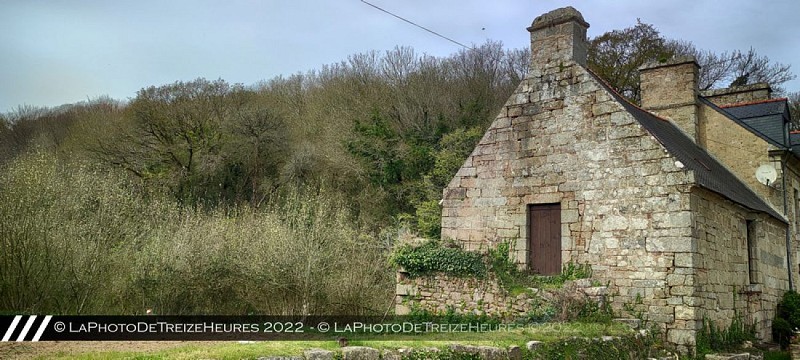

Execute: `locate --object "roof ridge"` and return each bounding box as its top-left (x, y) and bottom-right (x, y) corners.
top-left (719, 97), bottom-right (788, 108)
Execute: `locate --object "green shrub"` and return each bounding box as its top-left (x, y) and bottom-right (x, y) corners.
top-left (414, 199), bottom-right (441, 239)
top-left (528, 334), bottom-right (664, 360)
top-left (390, 239), bottom-right (486, 278)
top-left (0, 152), bottom-right (393, 315)
top-left (695, 315), bottom-right (755, 358)
top-left (764, 351), bottom-right (792, 360)
top-left (520, 297), bottom-right (557, 323)
top-left (122, 185), bottom-right (395, 315)
top-left (774, 290), bottom-right (800, 349)
top-left (773, 317), bottom-right (793, 350)
top-left (487, 242), bottom-right (518, 287)
top-left (0, 152), bottom-right (154, 314)
top-left (778, 290), bottom-right (800, 326)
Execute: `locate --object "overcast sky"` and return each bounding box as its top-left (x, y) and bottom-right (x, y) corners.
top-left (2, 0), bottom-right (799, 113)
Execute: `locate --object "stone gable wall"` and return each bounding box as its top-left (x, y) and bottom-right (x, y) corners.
top-left (440, 59), bottom-right (702, 349)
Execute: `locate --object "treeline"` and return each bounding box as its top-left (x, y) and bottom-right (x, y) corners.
top-left (3, 42), bottom-right (526, 227)
top-left (0, 42), bottom-right (527, 315)
top-left (588, 21), bottom-right (796, 103)
top-left (1, 21), bottom-right (797, 315)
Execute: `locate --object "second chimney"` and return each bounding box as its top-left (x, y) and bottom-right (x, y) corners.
top-left (640, 57), bottom-right (701, 144)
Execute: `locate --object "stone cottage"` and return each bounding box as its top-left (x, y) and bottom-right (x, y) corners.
top-left (401, 6), bottom-right (800, 351)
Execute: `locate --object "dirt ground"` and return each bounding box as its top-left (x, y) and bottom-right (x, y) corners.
top-left (0, 341), bottom-right (216, 359)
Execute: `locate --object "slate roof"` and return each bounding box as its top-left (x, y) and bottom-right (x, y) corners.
top-left (588, 71), bottom-right (786, 222)
top-left (719, 98), bottom-right (790, 147)
top-left (707, 97), bottom-right (800, 160)
top-left (723, 99), bottom-right (787, 118)
top-left (699, 97), bottom-right (786, 149)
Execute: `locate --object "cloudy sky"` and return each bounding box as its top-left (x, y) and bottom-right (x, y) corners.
top-left (2, 0), bottom-right (799, 113)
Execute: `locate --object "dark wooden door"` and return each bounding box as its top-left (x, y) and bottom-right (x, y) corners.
top-left (528, 203), bottom-right (561, 275)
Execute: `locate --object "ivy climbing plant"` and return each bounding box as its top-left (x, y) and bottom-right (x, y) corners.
top-left (389, 239), bottom-right (486, 278)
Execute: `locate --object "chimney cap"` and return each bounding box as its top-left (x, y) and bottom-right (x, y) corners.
top-left (527, 6), bottom-right (589, 32)
top-left (639, 56), bottom-right (699, 72)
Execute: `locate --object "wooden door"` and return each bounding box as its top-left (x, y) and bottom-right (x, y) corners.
top-left (528, 203), bottom-right (561, 275)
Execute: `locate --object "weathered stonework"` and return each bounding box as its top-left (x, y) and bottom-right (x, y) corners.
top-left (692, 187), bottom-right (788, 341)
top-left (527, 6), bottom-right (589, 69)
top-left (394, 271), bottom-right (609, 320)
top-left (404, 6), bottom-right (794, 354)
top-left (697, 103), bottom-right (783, 207)
top-left (695, 92), bottom-right (800, 304)
top-left (433, 8), bottom-right (698, 351)
top-left (640, 57), bottom-right (700, 142)
top-left (396, 273), bottom-right (533, 317)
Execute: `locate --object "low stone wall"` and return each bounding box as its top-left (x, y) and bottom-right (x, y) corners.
top-left (395, 272), bottom-right (530, 317)
top-left (394, 270), bottom-right (608, 320)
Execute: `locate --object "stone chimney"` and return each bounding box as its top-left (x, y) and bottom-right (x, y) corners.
top-left (639, 57), bottom-right (701, 143)
top-left (701, 83), bottom-right (772, 107)
top-left (527, 7), bottom-right (589, 72)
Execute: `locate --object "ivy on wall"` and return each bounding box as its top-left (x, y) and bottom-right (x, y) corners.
top-left (390, 239), bottom-right (486, 278)
top-left (391, 239), bottom-right (594, 292)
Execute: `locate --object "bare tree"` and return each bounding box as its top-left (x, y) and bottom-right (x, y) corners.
top-left (589, 20), bottom-right (796, 102)
top-left (588, 20), bottom-right (675, 102)
top-left (667, 40), bottom-right (736, 91)
top-left (382, 46), bottom-right (419, 85)
top-left (729, 48), bottom-right (795, 93)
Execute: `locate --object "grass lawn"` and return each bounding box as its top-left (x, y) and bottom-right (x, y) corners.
top-left (0, 322), bottom-right (634, 359)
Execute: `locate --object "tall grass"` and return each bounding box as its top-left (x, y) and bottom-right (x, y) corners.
top-left (0, 152), bottom-right (393, 315)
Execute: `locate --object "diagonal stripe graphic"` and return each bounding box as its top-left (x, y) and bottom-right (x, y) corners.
top-left (32, 315), bottom-right (52, 342)
top-left (16, 315), bottom-right (37, 342)
top-left (1, 315), bottom-right (22, 342)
